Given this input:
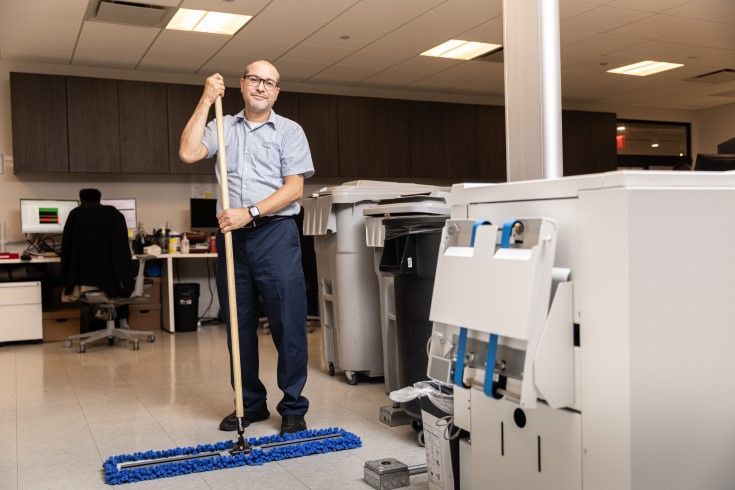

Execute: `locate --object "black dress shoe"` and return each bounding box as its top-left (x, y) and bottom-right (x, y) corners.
top-left (218, 407), bottom-right (271, 431)
top-left (280, 415), bottom-right (307, 435)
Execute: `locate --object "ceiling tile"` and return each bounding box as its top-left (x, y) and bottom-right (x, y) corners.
top-left (562, 6), bottom-right (653, 33)
top-left (0, 13), bottom-right (80, 40)
top-left (274, 59), bottom-right (331, 81)
top-left (367, 31), bottom-right (447, 55)
top-left (339, 49), bottom-right (412, 69)
top-left (277, 43), bottom-right (354, 64)
top-left (606, 0), bottom-right (692, 13)
top-left (307, 63), bottom-right (382, 83)
top-left (304, 24), bottom-right (388, 50)
top-left (458, 17), bottom-right (503, 44)
top-left (561, 33), bottom-right (646, 65)
top-left (608, 14), bottom-right (695, 39)
top-left (0, 35), bottom-right (74, 63)
top-left (139, 48), bottom-right (213, 73)
top-left (0, 0), bottom-right (88, 19)
top-left (257, 0), bottom-right (357, 23)
top-left (407, 60), bottom-right (501, 90)
top-left (76, 21), bottom-right (160, 50)
top-left (560, 28), bottom-right (598, 46)
top-left (198, 53), bottom-right (260, 77)
top-left (559, 0), bottom-right (599, 20)
top-left (663, 0), bottom-right (735, 21)
top-left (237, 16), bottom-right (322, 43)
top-left (220, 36), bottom-right (295, 60)
top-left (398, 11), bottom-right (484, 39)
top-left (360, 56), bottom-right (461, 87)
top-left (328, 2), bottom-right (422, 32)
top-left (152, 30), bottom-right (230, 52)
top-left (657, 20), bottom-right (735, 49)
top-left (74, 45), bottom-right (147, 69)
top-left (432, 0), bottom-right (503, 20)
top-left (362, 0), bottom-right (444, 9)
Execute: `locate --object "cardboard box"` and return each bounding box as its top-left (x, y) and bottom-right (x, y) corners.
top-left (129, 303), bottom-right (161, 330)
top-left (42, 308), bottom-right (81, 342)
top-left (141, 277), bottom-right (161, 305)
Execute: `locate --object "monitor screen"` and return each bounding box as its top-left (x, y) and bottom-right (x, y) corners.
top-left (20, 199), bottom-right (78, 234)
top-left (190, 198), bottom-right (218, 229)
top-left (101, 198), bottom-right (137, 231)
top-left (694, 154), bottom-right (735, 171)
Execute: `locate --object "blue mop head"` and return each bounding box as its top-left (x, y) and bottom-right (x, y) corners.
top-left (103, 427), bottom-right (361, 485)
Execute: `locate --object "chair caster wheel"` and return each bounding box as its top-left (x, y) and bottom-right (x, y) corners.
top-left (132, 341), bottom-right (140, 351)
top-left (328, 362), bottom-right (335, 377)
top-left (417, 430), bottom-right (425, 447)
top-left (108, 337), bottom-right (115, 346)
top-left (79, 345), bottom-right (86, 353)
top-left (345, 371), bottom-right (359, 385)
top-left (147, 335), bottom-right (155, 343)
top-left (63, 340), bottom-right (72, 348)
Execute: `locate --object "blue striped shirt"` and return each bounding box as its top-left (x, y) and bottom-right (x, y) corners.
top-left (202, 109), bottom-right (314, 216)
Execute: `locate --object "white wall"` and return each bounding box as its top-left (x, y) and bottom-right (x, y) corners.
top-left (692, 101), bottom-right (735, 155)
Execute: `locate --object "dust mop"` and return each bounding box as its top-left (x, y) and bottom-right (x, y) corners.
top-left (102, 97), bottom-right (361, 485)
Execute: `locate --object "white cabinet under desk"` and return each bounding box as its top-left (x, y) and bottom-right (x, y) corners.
top-left (0, 281), bottom-right (42, 342)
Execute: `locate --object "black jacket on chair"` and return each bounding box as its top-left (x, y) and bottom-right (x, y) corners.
top-left (61, 203), bottom-right (134, 298)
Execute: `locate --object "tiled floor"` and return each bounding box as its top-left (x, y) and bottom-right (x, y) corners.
top-left (0, 325), bottom-right (428, 489)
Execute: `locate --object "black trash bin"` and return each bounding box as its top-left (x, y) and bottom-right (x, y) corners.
top-left (174, 283), bottom-right (200, 332)
top-left (379, 215), bottom-right (447, 419)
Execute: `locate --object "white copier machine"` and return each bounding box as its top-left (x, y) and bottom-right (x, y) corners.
top-left (427, 171), bottom-right (735, 490)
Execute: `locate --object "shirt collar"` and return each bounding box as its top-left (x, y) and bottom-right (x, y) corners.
top-left (234, 109), bottom-right (278, 128)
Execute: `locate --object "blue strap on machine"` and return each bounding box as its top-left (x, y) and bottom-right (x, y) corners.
top-left (500, 219), bottom-right (521, 248)
top-left (453, 220), bottom-right (491, 388)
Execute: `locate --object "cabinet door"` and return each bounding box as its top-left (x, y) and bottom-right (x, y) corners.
top-left (166, 83), bottom-right (242, 175)
top-left (410, 101), bottom-right (476, 179)
top-left (10, 73), bottom-right (69, 172)
top-left (274, 91), bottom-right (298, 121)
top-left (298, 93), bottom-right (339, 177)
top-left (119, 81), bottom-right (169, 174)
top-left (67, 77), bottom-right (120, 172)
top-left (338, 96), bottom-right (411, 178)
top-left (562, 110), bottom-right (617, 176)
top-left (475, 105), bottom-right (506, 181)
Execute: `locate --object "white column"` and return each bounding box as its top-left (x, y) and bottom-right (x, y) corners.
top-left (503, 0), bottom-right (564, 181)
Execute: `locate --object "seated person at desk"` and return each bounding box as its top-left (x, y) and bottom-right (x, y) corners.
top-left (60, 189), bottom-right (134, 322)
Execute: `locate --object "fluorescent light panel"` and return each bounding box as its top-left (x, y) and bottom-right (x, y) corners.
top-left (166, 8), bottom-right (251, 35)
top-left (607, 60), bottom-right (683, 77)
top-left (421, 39), bottom-right (502, 60)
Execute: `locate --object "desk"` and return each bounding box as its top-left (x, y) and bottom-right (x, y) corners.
top-left (1, 253), bottom-right (218, 332)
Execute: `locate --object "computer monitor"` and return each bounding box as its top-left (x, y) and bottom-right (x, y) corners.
top-left (101, 198), bottom-right (137, 232)
top-left (694, 154), bottom-right (735, 171)
top-left (190, 198), bottom-right (218, 229)
top-left (20, 199), bottom-right (78, 234)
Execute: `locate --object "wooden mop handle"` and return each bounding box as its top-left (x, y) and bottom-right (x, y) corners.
top-left (214, 97), bottom-right (245, 424)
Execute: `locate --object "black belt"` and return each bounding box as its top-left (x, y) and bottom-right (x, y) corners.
top-left (242, 215), bottom-right (293, 229)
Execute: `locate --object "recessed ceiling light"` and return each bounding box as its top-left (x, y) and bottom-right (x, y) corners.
top-left (166, 8), bottom-right (251, 35)
top-left (607, 60), bottom-right (684, 77)
top-left (421, 40), bottom-right (502, 60)
top-left (651, 143), bottom-right (660, 148)
top-left (617, 125), bottom-right (626, 131)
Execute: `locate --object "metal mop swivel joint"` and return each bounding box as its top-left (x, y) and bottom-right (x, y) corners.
top-left (102, 96), bottom-right (361, 485)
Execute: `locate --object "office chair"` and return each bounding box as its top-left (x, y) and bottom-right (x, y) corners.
top-left (63, 255), bottom-right (157, 353)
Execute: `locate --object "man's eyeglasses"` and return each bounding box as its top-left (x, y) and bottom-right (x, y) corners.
top-left (243, 74), bottom-right (279, 91)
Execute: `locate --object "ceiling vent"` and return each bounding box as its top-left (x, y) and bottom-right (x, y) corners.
top-left (86, 1), bottom-right (175, 27)
top-left (473, 47), bottom-right (504, 64)
top-left (687, 68), bottom-right (735, 84)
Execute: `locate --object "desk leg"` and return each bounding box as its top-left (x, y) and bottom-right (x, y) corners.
top-left (162, 256), bottom-right (175, 333)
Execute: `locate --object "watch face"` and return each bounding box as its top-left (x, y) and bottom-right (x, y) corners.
top-left (250, 206), bottom-right (260, 217)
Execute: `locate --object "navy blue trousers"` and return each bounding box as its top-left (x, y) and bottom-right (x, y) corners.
top-left (216, 218), bottom-right (309, 416)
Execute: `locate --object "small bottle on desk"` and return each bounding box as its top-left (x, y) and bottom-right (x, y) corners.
top-left (180, 233), bottom-right (190, 254)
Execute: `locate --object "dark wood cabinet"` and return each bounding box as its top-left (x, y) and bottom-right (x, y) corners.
top-left (118, 81), bottom-right (169, 174)
top-left (410, 101), bottom-right (476, 179)
top-left (274, 91), bottom-right (298, 121)
top-left (298, 93), bottom-right (339, 177)
top-left (562, 110), bottom-right (617, 176)
top-left (338, 96), bottom-right (411, 178)
top-left (10, 73), bottom-right (69, 172)
top-left (67, 77), bottom-right (120, 173)
top-left (475, 105), bottom-right (506, 181)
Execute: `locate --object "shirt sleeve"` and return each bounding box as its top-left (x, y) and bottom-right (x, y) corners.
top-left (202, 118), bottom-right (218, 159)
top-left (281, 123), bottom-right (315, 179)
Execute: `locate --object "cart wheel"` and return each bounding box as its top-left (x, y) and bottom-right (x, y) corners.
top-left (417, 430), bottom-right (425, 447)
top-left (345, 371), bottom-right (359, 385)
top-left (132, 341), bottom-right (140, 351)
top-left (108, 337), bottom-right (115, 346)
top-left (147, 335), bottom-right (155, 343)
top-left (328, 362), bottom-right (335, 377)
top-left (411, 419), bottom-right (423, 433)
top-left (63, 340), bottom-right (72, 348)
top-left (79, 344), bottom-right (86, 353)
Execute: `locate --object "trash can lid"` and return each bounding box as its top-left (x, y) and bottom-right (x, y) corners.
top-left (307, 180), bottom-right (449, 204)
top-left (363, 191), bottom-right (450, 217)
